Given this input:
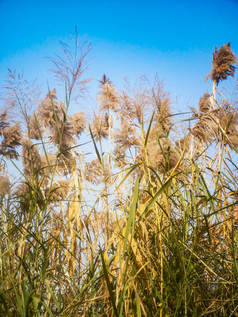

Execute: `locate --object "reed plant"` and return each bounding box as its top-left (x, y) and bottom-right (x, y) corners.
top-left (0, 35), bottom-right (238, 316)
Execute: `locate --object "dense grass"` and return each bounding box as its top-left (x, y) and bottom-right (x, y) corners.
top-left (0, 36), bottom-right (238, 316)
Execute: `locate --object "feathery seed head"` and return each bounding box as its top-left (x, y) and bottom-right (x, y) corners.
top-left (99, 74), bottom-right (112, 85)
top-left (51, 117), bottom-right (76, 147)
top-left (91, 113), bottom-right (109, 140)
top-left (0, 123), bottom-right (22, 159)
top-left (198, 92), bottom-right (212, 113)
top-left (147, 137), bottom-right (177, 173)
top-left (70, 111), bottom-right (86, 136)
top-left (84, 159), bottom-right (110, 184)
top-left (45, 180), bottom-right (71, 202)
top-left (28, 113), bottom-right (43, 140)
top-left (114, 121), bottom-right (140, 150)
top-left (0, 110), bottom-right (9, 135)
top-left (206, 43), bottom-right (238, 85)
top-left (0, 176), bottom-right (10, 196)
top-left (37, 89), bottom-right (64, 128)
top-left (21, 139), bottom-right (41, 175)
top-left (97, 82), bottom-right (119, 112)
top-left (40, 153), bottom-right (57, 175)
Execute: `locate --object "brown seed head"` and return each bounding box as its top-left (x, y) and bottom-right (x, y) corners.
top-left (0, 124), bottom-right (22, 159)
top-left (45, 180), bottom-right (71, 201)
top-left (51, 117), bottom-right (75, 146)
top-left (37, 89), bottom-right (64, 128)
top-left (99, 74), bottom-right (112, 85)
top-left (114, 121), bottom-right (140, 150)
top-left (147, 136), bottom-right (178, 173)
top-left (144, 124), bottom-right (178, 173)
top-left (0, 176), bottom-right (10, 196)
top-left (176, 134), bottom-right (192, 152)
top-left (22, 139), bottom-right (41, 175)
top-left (198, 92), bottom-right (212, 113)
top-left (84, 159), bottom-right (110, 184)
top-left (192, 112), bottom-right (218, 143)
top-left (40, 153), bottom-right (57, 175)
top-left (91, 113), bottom-right (109, 140)
top-left (0, 110), bottom-right (9, 135)
top-left (70, 111), bottom-right (86, 136)
top-left (28, 113), bottom-right (43, 140)
top-left (97, 82), bottom-right (119, 112)
top-left (206, 43), bottom-right (238, 85)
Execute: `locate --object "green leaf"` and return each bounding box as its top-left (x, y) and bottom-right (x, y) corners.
top-left (123, 178), bottom-right (140, 256)
top-left (144, 112), bottom-right (154, 147)
top-left (138, 175), bottom-right (174, 222)
top-left (100, 248), bottom-right (119, 317)
top-left (89, 125), bottom-right (102, 165)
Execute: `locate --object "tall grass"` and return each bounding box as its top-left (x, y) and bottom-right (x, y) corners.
top-left (0, 36), bottom-right (238, 316)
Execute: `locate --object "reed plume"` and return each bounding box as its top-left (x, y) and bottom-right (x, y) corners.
top-left (37, 88), bottom-right (63, 129)
top-left (70, 111), bottom-right (86, 136)
top-left (119, 91), bottom-right (135, 119)
top-left (193, 94), bottom-right (238, 148)
top-left (0, 123), bottom-right (22, 159)
top-left (152, 81), bottom-right (173, 133)
top-left (40, 153), bottom-right (57, 176)
top-left (0, 110), bottom-right (8, 132)
top-left (91, 113), bottom-right (109, 140)
top-left (147, 134), bottom-right (178, 173)
top-left (84, 159), bottom-right (110, 184)
top-left (114, 121), bottom-right (140, 150)
top-left (0, 175), bottom-right (10, 196)
top-left (21, 139), bottom-right (41, 175)
top-left (28, 113), bottom-right (43, 140)
top-left (206, 43), bottom-right (238, 85)
top-left (45, 180), bottom-right (71, 202)
top-left (198, 92), bottom-right (212, 113)
top-left (50, 28), bottom-right (91, 100)
top-left (97, 79), bottom-right (119, 112)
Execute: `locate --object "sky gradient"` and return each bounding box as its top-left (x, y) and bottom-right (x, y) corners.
top-left (1, 0), bottom-right (238, 115)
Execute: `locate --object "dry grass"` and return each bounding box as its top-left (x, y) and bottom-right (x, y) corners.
top-left (0, 39), bottom-right (238, 316)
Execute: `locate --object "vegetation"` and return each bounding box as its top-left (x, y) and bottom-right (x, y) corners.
top-left (0, 33), bottom-right (238, 316)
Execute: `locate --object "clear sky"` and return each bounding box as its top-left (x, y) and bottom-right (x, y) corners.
top-left (1, 0), bottom-right (238, 115)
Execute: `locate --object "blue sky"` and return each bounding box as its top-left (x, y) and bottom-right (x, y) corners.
top-left (1, 0), bottom-right (238, 115)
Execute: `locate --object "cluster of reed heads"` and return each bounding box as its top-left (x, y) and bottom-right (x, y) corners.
top-left (0, 36), bottom-right (238, 316)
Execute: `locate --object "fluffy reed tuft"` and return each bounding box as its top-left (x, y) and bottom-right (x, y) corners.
top-left (192, 109), bottom-right (219, 143)
top-left (37, 89), bottom-right (64, 128)
top-left (0, 123), bottom-right (22, 159)
top-left (114, 121), bottom-right (140, 150)
top-left (45, 180), bottom-right (71, 201)
top-left (21, 139), bottom-right (41, 175)
top-left (119, 91), bottom-right (135, 119)
top-left (198, 92), bottom-right (212, 113)
top-left (148, 139), bottom-right (178, 173)
top-left (0, 175), bottom-right (10, 196)
top-left (28, 113), bottom-right (43, 140)
top-left (40, 153), bottom-right (57, 176)
top-left (70, 111), bottom-right (86, 136)
top-left (84, 159), bottom-right (110, 184)
top-left (97, 80), bottom-right (119, 112)
top-left (145, 125), bottom-right (178, 173)
top-left (206, 43), bottom-right (238, 85)
top-left (152, 81), bottom-right (173, 133)
top-left (50, 112), bottom-right (85, 157)
top-left (0, 110), bottom-right (9, 132)
top-left (51, 118), bottom-right (75, 148)
top-left (192, 98), bottom-right (238, 148)
top-left (176, 134), bottom-right (191, 152)
top-left (91, 113), bottom-right (109, 140)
